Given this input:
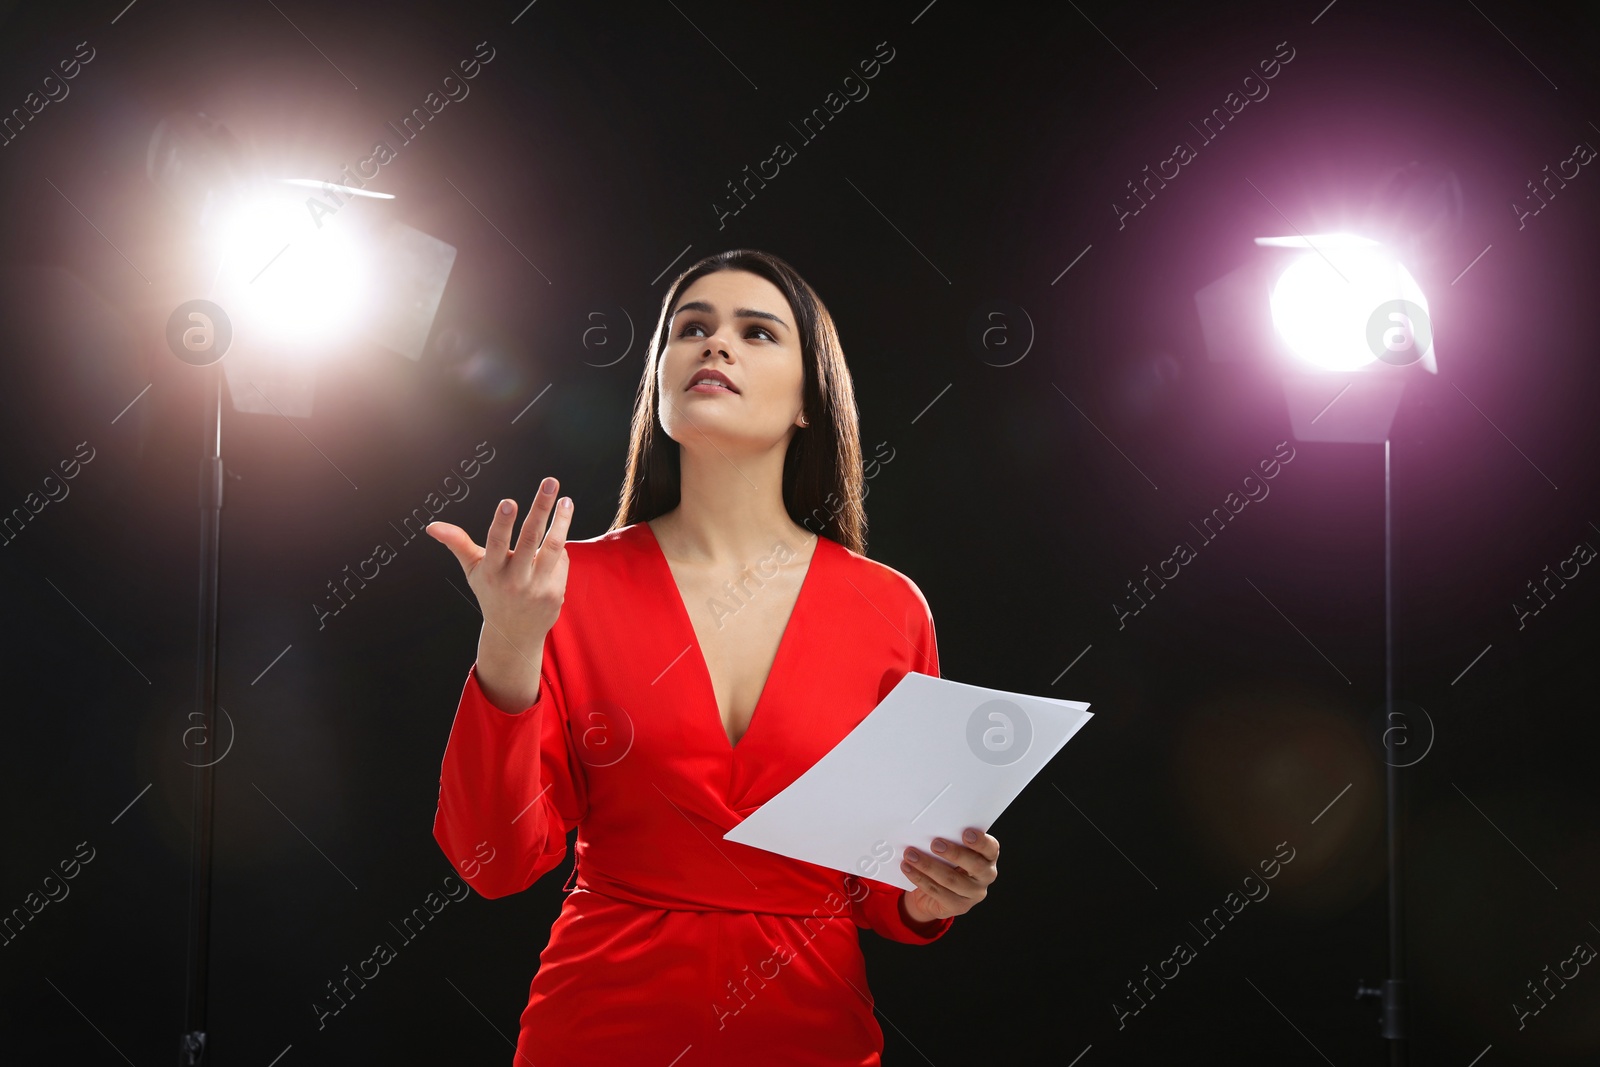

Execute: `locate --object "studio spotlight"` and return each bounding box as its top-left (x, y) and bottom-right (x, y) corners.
top-left (1196, 231), bottom-right (1437, 444)
top-left (148, 110), bottom-right (459, 417)
top-left (208, 182), bottom-right (372, 349)
top-left (1259, 233), bottom-right (1435, 375)
top-left (148, 109), bottom-right (459, 1066)
top-left (1193, 211), bottom-right (1450, 1063)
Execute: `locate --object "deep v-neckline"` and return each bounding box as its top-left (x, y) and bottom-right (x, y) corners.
top-left (640, 521), bottom-right (825, 752)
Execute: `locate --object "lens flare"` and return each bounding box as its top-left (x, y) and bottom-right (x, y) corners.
top-left (207, 186), bottom-right (369, 352)
top-left (1266, 235), bottom-right (1429, 372)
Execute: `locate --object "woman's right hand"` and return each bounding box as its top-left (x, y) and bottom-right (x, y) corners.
top-left (426, 477), bottom-right (574, 708)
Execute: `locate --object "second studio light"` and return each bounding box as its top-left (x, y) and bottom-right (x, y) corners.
top-left (1196, 230), bottom-right (1439, 444)
top-left (1256, 233), bottom-right (1436, 375)
top-left (1193, 211), bottom-right (1453, 1057)
top-left (207, 181), bottom-right (379, 352)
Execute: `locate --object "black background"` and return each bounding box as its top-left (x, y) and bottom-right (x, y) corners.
top-left (0, 0), bottom-right (1597, 1063)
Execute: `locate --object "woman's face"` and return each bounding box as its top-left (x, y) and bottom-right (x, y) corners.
top-left (657, 269), bottom-right (806, 450)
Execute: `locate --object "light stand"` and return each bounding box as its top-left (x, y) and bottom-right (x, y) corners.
top-left (1352, 436), bottom-right (1408, 1064)
top-left (1383, 436), bottom-right (1406, 1063)
top-left (180, 364), bottom-right (225, 1064)
top-left (148, 110), bottom-right (459, 1066)
top-left (1196, 228), bottom-right (1439, 1066)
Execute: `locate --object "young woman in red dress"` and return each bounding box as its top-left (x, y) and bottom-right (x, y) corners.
top-left (427, 249), bottom-right (1000, 1066)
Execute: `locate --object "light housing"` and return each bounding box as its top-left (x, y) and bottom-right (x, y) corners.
top-left (1196, 232), bottom-right (1438, 444)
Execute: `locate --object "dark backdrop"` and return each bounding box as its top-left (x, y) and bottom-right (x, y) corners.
top-left (1, 0), bottom-right (1596, 1063)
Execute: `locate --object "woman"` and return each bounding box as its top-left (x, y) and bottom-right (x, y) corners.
top-left (427, 249), bottom-right (999, 1065)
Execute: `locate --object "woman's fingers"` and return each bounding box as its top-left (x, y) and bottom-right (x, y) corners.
top-left (481, 497), bottom-right (520, 570)
top-left (924, 835), bottom-right (998, 886)
top-left (531, 494), bottom-right (574, 578)
top-left (510, 478), bottom-right (559, 575)
top-left (429, 486), bottom-right (572, 644)
top-left (902, 847), bottom-right (964, 893)
top-left (424, 521), bottom-right (484, 578)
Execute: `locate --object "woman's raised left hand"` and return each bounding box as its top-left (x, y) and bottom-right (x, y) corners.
top-left (899, 828), bottom-right (998, 925)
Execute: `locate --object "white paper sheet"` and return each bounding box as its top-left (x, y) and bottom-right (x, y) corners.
top-left (723, 672), bottom-right (1093, 892)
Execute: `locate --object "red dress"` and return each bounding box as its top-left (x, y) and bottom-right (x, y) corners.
top-left (432, 521), bottom-right (953, 1067)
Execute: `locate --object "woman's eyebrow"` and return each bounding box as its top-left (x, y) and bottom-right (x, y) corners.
top-left (671, 300), bottom-right (789, 330)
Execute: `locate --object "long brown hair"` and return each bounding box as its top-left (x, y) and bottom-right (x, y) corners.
top-left (608, 249), bottom-right (867, 555)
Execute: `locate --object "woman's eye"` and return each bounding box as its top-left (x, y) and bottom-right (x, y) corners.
top-left (677, 322), bottom-right (775, 342)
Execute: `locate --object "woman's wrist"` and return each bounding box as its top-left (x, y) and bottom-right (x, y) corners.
top-left (898, 892), bottom-right (944, 931)
top-left (474, 626), bottom-right (546, 713)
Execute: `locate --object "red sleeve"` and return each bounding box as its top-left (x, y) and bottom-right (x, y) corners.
top-left (852, 878), bottom-right (954, 944)
top-left (431, 650), bottom-right (588, 900)
top-left (850, 587), bottom-right (955, 944)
